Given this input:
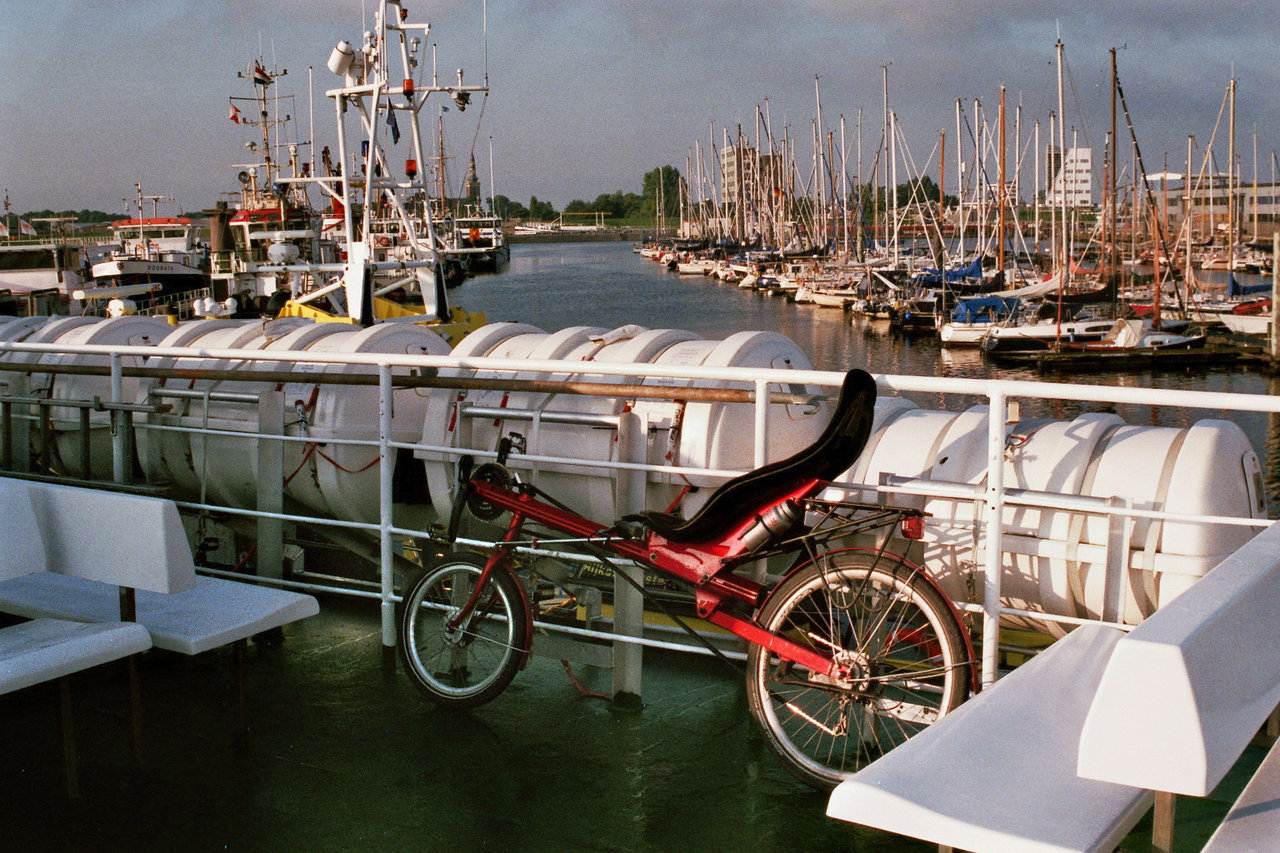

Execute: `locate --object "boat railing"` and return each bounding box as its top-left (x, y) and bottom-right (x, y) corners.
top-left (0, 335), bottom-right (1276, 695)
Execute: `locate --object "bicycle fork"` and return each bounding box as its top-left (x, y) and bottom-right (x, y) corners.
top-left (445, 511), bottom-right (536, 667)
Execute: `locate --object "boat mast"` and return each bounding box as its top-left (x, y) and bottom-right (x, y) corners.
top-left (974, 99), bottom-right (984, 266)
top-left (1252, 126), bottom-right (1258, 241)
top-left (840, 114), bottom-right (850, 257)
top-left (955, 100), bottom-right (965, 259)
top-left (1110, 47), bottom-right (1119, 321)
top-left (1056, 38), bottom-right (1069, 294)
top-left (998, 86), bottom-right (1006, 274)
top-left (1228, 77), bottom-right (1236, 263)
top-left (1185, 135), bottom-right (1195, 293)
top-left (938, 130), bottom-right (946, 269)
top-left (881, 64), bottom-right (889, 261)
top-left (1034, 119), bottom-right (1041, 249)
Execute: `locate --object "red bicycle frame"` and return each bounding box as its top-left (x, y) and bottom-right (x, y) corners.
top-left (453, 478), bottom-right (860, 681)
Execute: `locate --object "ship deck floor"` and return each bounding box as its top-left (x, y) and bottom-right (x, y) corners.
top-left (0, 595), bottom-right (1263, 852)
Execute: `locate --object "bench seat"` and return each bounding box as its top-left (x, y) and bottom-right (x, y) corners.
top-left (0, 618), bottom-right (152, 694)
top-left (0, 572), bottom-right (319, 656)
top-left (826, 622), bottom-right (1153, 853)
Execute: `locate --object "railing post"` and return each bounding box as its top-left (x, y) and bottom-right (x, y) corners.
top-left (255, 389), bottom-right (284, 580)
top-left (753, 379), bottom-right (770, 467)
top-left (8, 372), bottom-right (30, 472)
top-left (982, 389), bottom-right (1006, 688)
top-left (378, 364), bottom-right (396, 651)
top-left (612, 409), bottom-right (646, 703)
top-left (110, 353), bottom-right (127, 483)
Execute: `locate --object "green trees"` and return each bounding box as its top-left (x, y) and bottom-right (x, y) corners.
top-left (554, 165), bottom-right (684, 224)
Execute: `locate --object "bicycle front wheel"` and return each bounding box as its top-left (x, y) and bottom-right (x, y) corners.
top-left (746, 549), bottom-right (969, 790)
top-left (398, 551), bottom-right (529, 709)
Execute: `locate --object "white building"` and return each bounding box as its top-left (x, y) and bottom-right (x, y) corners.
top-left (1045, 147), bottom-right (1093, 208)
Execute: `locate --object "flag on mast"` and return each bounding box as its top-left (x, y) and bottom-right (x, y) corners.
top-left (228, 102), bottom-right (243, 124)
top-left (18, 219), bottom-right (35, 237)
top-left (252, 62), bottom-right (271, 86)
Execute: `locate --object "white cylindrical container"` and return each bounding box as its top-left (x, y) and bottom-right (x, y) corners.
top-left (26, 316), bottom-right (174, 479)
top-left (419, 323), bottom-right (828, 523)
top-left (141, 318), bottom-right (451, 523)
top-left (830, 402), bottom-right (1267, 629)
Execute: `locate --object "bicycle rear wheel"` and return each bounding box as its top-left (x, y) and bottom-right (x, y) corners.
top-left (746, 549), bottom-right (969, 790)
top-left (398, 551), bottom-right (529, 709)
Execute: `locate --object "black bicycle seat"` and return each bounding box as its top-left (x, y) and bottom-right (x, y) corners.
top-left (637, 369), bottom-right (877, 545)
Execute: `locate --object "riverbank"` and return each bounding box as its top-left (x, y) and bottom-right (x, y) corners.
top-left (506, 227), bottom-right (655, 244)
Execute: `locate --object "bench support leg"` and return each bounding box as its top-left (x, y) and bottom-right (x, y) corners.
top-left (119, 586), bottom-right (145, 765)
top-left (234, 639), bottom-right (248, 740)
top-left (59, 677), bottom-right (80, 799)
top-left (1152, 790), bottom-right (1176, 853)
top-left (128, 655), bottom-right (143, 766)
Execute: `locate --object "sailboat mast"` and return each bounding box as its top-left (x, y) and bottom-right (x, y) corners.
top-left (1034, 119), bottom-right (1041, 248)
top-left (974, 99), bottom-right (984, 263)
top-left (1056, 38), bottom-right (1069, 292)
top-left (955, 100), bottom-right (965, 258)
top-left (998, 86), bottom-right (1006, 274)
top-left (1110, 47), bottom-right (1119, 319)
top-left (1228, 77), bottom-right (1236, 260)
top-left (881, 64), bottom-right (889, 260)
top-left (841, 114), bottom-right (850, 256)
top-left (938, 130), bottom-right (946, 265)
top-left (1186, 135), bottom-right (1195, 289)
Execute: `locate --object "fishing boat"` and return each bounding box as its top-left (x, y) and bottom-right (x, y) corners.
top-left (203, 4), bottom-right (487, 342)
top-left (0, 239), bottom-right (86, 315)
top-left (450, 211), bottom-right (510, 274)
top-left (79, 190), bottom-right (213, 316)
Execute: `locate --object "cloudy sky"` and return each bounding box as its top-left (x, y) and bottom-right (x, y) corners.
top-left (2, 0), bottom-right (1277, 216)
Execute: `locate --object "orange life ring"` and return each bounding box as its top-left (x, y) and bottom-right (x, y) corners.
top-left (376, 236), bottom-right (391, 247)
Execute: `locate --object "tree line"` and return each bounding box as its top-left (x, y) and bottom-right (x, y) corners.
top-left (490, 166), bottom-right (684, 223)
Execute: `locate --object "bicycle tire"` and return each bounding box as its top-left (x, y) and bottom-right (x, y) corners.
top-left (398, 551), bottom-right (529, 709)
top-left (746, 548), bottom-right (969, 790)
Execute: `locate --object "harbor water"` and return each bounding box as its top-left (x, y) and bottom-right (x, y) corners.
top-left (1, 240), bottom-right (1270, 852)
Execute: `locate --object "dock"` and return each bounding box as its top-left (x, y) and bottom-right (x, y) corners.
top-left (984, 334), bottom-right (1280, 374)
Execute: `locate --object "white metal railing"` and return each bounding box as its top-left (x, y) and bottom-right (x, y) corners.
top-left (1, 336), bottom-right (1277, 691)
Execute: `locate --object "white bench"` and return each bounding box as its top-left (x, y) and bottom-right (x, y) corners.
top-left (0, 476), bottom-right (319, 731)
top-left (827, 519), bottom-right (1280, 852)
top-left (0, 477), bottom-right (154, 797)
top-left (825, 622), bottom-right (1150, 852)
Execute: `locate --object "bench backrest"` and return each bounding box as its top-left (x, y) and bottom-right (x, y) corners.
top-left (13, 478), bottom-right (197, 595)
top-left (0, 478), bottom-right (49, 579)
top-left (1078, 520), bottom-right (1280, 796)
